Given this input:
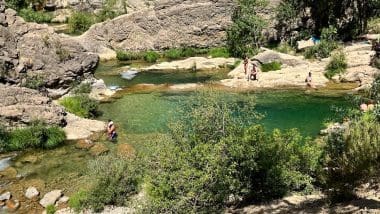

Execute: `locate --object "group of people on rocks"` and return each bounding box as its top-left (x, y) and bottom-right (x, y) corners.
top-left (243, 56), bottom-right (314, 88)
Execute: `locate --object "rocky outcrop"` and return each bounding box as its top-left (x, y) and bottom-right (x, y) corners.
top-left (0, 0), bottom-right (99, 92)
top-left (0, 84), bottom-right (66, 127)
top-left (76, 0), bottom-right (235, 55)
top-left (63, 113), bottom-right (106, 140)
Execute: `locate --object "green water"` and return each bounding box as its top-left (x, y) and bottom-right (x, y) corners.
top-left (95, 60), bottom-right (230, 88)
top-left (99, 90), bottom-right (348, 137)
top-left (96, 61), bottom-right (350, 137)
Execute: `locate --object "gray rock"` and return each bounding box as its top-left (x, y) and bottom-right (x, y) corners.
top-left (25, 187), bottom-right (39, 199)
top-left (0, 192), bottom-right (11, 201)
top-left (0, 84), bottom-right (66, 127)
top-left (39, 190), bottom-right (62, 208)
top-left (56, 196), bottom-right (69, 204)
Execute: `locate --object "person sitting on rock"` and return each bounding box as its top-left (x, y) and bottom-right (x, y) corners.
top-left (107, 120), bottom-right (117, 141)
top-left (249, 63), bottom-right (258, 81)
top-left (305, 72), bottom-right (314, 88)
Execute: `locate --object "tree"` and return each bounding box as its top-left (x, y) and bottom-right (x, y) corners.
top-left (227, 0), bottom-right (267, 58)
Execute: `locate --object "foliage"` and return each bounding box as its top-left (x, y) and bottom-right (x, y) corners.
top-left (59, 95), bottom-right (100, 118)
top-left (68, 12), bottom-right (95, 34)
top-left (19, 8), bottom-right (53, 23)
top-left (116, 50), bottom-right (144, 61)
top-left (84, 155), bottom-right (142, 212)
top-left (164, 48), bottom-right (183, 60)
top-left (0, 125), bottom-right (10, 152)
top-left (0, 121), bottom-right (65, 152)
top-left (5, 0), bottom-right (27, 10)
top-left (227, 0), bottom-right (267, 58)
top-left (143, 51), bottom-right (160, 63)
top-left (325, 51), bottom-right (347, 79)
top-left (368, 17), bottom-right (380, 34)
top-left (46, 204), bottom-right (56, 214)
top-left (369, 75), bottom-right (380, 102)
top-left (321, 117), bottom-right (380, 200)
top-left (303, 40), bottom-right (339, 59)
top-left (208, 47), bottom-right (230, 58)
top-left (142, 90), bottom-right (321, 213)
top-left (261, 61), bottom-right (282, 72)
top-left (71, 83), bottom-right (92, 94)
top-left (275, 42), bottom-right (296, 54)
top-left (21, 74), bottom-right (45, 90)
top-left (69, 190), bottom-right (89, 213)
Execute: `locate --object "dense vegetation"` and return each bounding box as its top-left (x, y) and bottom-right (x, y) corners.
top-left (260, 61), bottom-right (282, 72)
top-left (60, 95), bottom-right (100, 118)
top-left (0, 121), bottom-right (66, 152)
top-left (325, 50), bottom-right (347, 79)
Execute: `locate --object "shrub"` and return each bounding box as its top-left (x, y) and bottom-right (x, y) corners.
top-left (0, 126), bottom-right (9, 152)
top-left (208, 47), bottom-right (230, 58)
top-left (2, 121), bottom-right (65, 151)
top-left (368, 17), bottom-right (380, 34)
top-left (19, 8), bottom-right (53, 23)
top-left (322, 117), bottom-right (380, 201)
top-left (5, 0), bottom-right (27, 10)
top-left (69, 190), bottom-right (89, 213)
top-left (21, 74), bottom-right (45, 90)
top-left (325, 51), bottom-right (347, 79)
top-left (143, 51), bottom-right (160, 63)
top-left (261, 61), bottom-right (282, 72)
top-left (276, 42), bottom-right (296, 54)
top-left (116, 50), bottom-right (143, 61)
top-left (46, 204), bottom-right (56, 214)
top-left (60, 95), bottom-right (100, 118)
top-left (304, 40), bottom-right (339, 59)
top-left (164, 48), bottom-right (182, 60)
top-left (143, 91), bottom-right (321, 212)
top-left (85, 155), bottom-right (142, 212)
top-left (72, 83), bottom-right (92, 94)
top-left (68, 12), bottom-right (95, 34)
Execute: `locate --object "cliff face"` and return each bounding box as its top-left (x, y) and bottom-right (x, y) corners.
top-left (76, 0), bottom-right (235, 54)
top-left (0, 0), bottom-right (99, 90)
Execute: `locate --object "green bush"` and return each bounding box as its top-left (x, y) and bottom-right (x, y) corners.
top-left (69, 190), bottom-right (89, 213)
top-left (46, 204), bottom-right (56, 214)
top-left (5, 0), bottom-right (27, 10)
top-left (72, 83), bottom-right (92, 94)
top-left (85, 155), bottom-right (142, 212)
top-left (19, 8), bottom-right (53, 23)
top-left (304, 41), bottom-right (339, 59)
top-left (1, 121), bottom-right (65, 152)
top-left (208, 47), bottom-right (230, 58)
top-left (322, 117), bottom-right (380, 201)
top-left (261, 61), bottom-right (282, 72)
top-left (164, 48), bottom-right (182, 60)
top-left (68, 12), bottom-right (95, 34)
top-left (143, 51), bottom-right (160, 63)
top-left (0, 126), bottom-right (10, 152)
top-left (143, 91), bottom-right (321, 212)
top-left (368, 17), bottom-right (380, 34)
top-left (276, 42), bottom-right (296, 54)
top-left (60, 95), bottom-right (100, 118)
top-left (325, 51), bottom-right (347, 79)
top-left (21, 74), bottom-right (45, 90)
top-left (116, 50), bottom-right (143, 61)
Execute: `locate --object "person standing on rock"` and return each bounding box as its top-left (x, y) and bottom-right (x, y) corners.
top-left (305, 72), bottom-right (315, 88)
top-left (107, 120), bottom-right (117, 141)
top-left (244, 56), bottom-right (249, 75)
top-left (249, 63), bottom-right (258, 81)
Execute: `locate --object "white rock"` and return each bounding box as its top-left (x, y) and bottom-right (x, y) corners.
top-left (25, 187), bottom-right (39, 199)
top-left (39, 190), bottom-right (62, 208)
top-left (57, 196), bottom-right (69, 204)
top-left (0, 192), bottom-right (11, 201)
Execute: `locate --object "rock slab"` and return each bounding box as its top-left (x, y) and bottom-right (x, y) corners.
top-left (39, 190), bottom-right (62, 208)
top-left (25, 187), bottom-right (39, 199)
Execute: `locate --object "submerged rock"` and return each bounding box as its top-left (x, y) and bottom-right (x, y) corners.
top-left (90, 144), bottom-right (109, 156)
top-left (39, 190), bottom-right (62, 208)
top-left (25, 187), bottom-right (39, 200)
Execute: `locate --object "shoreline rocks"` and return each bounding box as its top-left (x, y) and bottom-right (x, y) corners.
top-left (39, 190), bottom-right (62, 208)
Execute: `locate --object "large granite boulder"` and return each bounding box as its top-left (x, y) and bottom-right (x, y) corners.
top-left (0, 0), bottom-right (99, 93)
top-left (0, 84), bottom-right (66, 127)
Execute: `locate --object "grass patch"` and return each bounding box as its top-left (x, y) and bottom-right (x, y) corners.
top-left (116, 50), bottom-right (144, 61)
top-left (0, 121), bottom-right (65, 152)
top-left (69, 190), bottom-right (89, 213)
top-left (60, 95), bottom-right (100, 118)
top-left (325, 51), bottom-right (347, 79)
top-left (19, 8), bottom-right (53, 23)
top-left (68, 12), bottom-right (96, 34)
top-left (46, 204), bottom-right (56, 214)
top-left (275, 42), bottom-right (296, 54)
top-left (208, 47), bottom-right (230, 58)
top-left (261, 61), bottom-right (282, 72)
top-left (21, 74), bottom-right (45, 89)
top-left (368, 17), bottom-right (380, 34)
